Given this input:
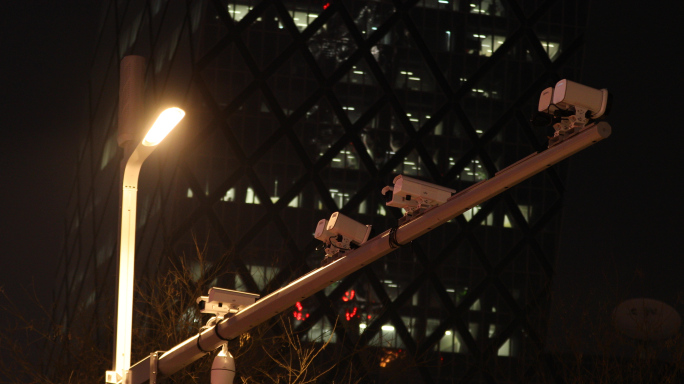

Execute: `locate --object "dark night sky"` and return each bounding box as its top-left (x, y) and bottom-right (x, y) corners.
top-left (551, 1), bottom-right (684, 348)
top-left (1, 0), bottom-right (683, 353)
top-left (0, 1), bottom-right (98, 311)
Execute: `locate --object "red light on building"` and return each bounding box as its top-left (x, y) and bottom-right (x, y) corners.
top-left (293, 301), bottom-right (309, 320)
top-left (342, 290), bottom-right (355, 302)
top-left (345, 307), bottom-right (358, 321)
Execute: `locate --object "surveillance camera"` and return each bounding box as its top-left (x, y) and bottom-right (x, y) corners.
top-left (327, 212), bottom-right (372, 246)
top-left (552, 79), bottom-right (610, 119)
top-left (534, 79), bottom-right (610, 147)
top-left (537, 87), bottom-right (555, 113)
top-left (197, 287), bottom-right (260, 318)
top-left (383, 175), bottom-right (455, 221)
top-left (382, 185), bottom-right (420, 210)
top-left (314, 219), bottom-right (335, 242)
top-left (314, 212), bottom-right (371, 261)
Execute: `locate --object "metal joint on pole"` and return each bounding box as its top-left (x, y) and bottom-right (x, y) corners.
top-left (150, 351), bottom-right (163, 384)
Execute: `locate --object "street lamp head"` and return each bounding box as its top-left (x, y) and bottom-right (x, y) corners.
top-left (142, 107), bottom-right (185, 146)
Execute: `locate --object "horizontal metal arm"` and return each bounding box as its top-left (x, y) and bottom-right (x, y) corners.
top-left (128, 122), bottom-right (611, 383)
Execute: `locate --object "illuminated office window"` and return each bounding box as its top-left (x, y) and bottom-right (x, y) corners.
top-left (518, 204), bottom-right (532, 223)
top-left (276, 11), bottom-right (319, 31)
top-left (463, 206), bottom-right (494, 226)
top-left (287, 194), bottom-right (301, 208)
top-left (541, 40), bottom-right (560, 59)
top-left (245, 187), bottom-right (261, 204)
top-left (469, 0), bottom-right (505, 16)
top-left (460, 159), bottom-right (488, 182)
top-left (396, 70), bottom-right (425, 91)
top-left (330, 148), bottom-right (359, 169)
top-left (439, 329), bottom-right (462, 353)
top-left (248, 265), bottom-right (279, 290)
top-left (329, 189), bottom-right (352, 209)
top-left (302, 317), bottom-right (337, 343)
top-left (377, 204), bottom-right (387, 216)
top-left (498, 338), bottom-right (511, 356)
top-left (472, 34), bottom-right (507, 57)
top-left (227, 4), bottom-right (252, 22)
top-left (503, 214), bottom-right (513, 228)
top-left (220, 188), bottom-right (236, 202)
top-left (416, 0), bottom-right (459, 11)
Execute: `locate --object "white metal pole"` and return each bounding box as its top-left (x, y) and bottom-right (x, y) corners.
top-left (109, 55), bottom-right (147, 384)
top-left (127, 122), bottom-right (611, 383)
top-left (108, 60), bottom-right (185, 381)
top-left (109, 143), bottom-right (155, 384)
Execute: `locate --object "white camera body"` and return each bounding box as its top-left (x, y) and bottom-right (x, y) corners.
top-left (314, 212), bottom-right (372, 259)
top-left (197, 287), bottom-right (260, 319)
top-left (552, 79), bottom-right (609, 119)
top-left (314, 219), bottom-right (336, 242)
top-left (537, 86), bottom-right (555, 112)
top-left (537, 79), bottom-right (610, 147)
top-left (327, 212), bottom-right (372, 246)
top-left (383, 175), bottom-right (455, 217)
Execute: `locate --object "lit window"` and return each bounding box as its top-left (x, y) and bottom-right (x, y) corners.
top-left (329, 189), bottom-right (351, 208)
top-left (277, 10), bottom-right (319, 31)
top-left (220, 188), bottom-right (235, 202)
top-left (303, 317), bottom-right (337, 343)
top-left (469, 0), bottom-right (504, 16)
top-left (227, 4), bottom-right (252, 22)
top-left (358, 199), bottom-right (367, 214)
top-left (460, 159), bottom-right (487, 182)
top-left (518, 204), bottom-right (532, 222)
top-left (396, 70), bottom-right (424, 91)
top-left (288, 195), bottom-right (301, 208)
top-left (498, 338), bottom-right (511, 356)
top-left (245, 187), bottom-right (260, 204)
top-left (470, 34), bottom-right (507, 57)
top-left (330, 148), bottom-right (359, 169)
top-left (469, 323), bottom-right (479, 339)
top-left (503, 214), bottom-right (512, 228)
top-left (248, 265), bottom-right (279, 290)
top-left (439, 329), bottom-right (461, 352)
top-left (541, 40), bottom-right (560, 60)
top-left (463, 205), bottom-right (481, 221)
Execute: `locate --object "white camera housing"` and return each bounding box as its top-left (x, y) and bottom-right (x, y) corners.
top-left (552, 79), bottom-right (609, 119)
top-left (537, 86), bottom-right (555, 112)
top-left (383, 175), bottom-right (455, 215)
top-left (536, 79), bottom-right (610, 147)
top-left (314, 212), bottom-right (372, 259)
top-left (327, 212), bottom-right (372, 246)
top-left (197, 287), bottom-right (260, 318)
top-left (314, 219), bottom-right (336, 242)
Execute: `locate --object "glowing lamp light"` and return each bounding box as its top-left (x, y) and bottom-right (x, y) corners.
top-left (142, 107), bottom-right (185, 146)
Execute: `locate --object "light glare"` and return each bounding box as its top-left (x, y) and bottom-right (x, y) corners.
top-left (143, 107), bottom-right (185, 146)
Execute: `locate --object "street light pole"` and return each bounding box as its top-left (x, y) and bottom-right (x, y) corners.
top-left (106, 56), bottom-right (185, 384)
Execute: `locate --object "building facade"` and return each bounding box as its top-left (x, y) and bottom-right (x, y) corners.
top-left (55, 0), bottom-right (589, 382)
